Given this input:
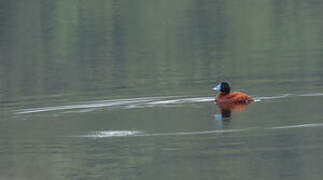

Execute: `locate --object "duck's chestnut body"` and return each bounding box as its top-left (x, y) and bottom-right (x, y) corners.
top-left (213, 82), bottom-right (254, 104)
top-left (216, 92), bottom-right (254, 104)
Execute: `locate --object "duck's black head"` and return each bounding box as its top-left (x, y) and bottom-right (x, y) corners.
top-left (220, 82), bottom-right (231, 94)
top-left (213, 82), bottom-right (231, 94)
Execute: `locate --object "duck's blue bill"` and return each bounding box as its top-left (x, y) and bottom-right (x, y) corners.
top-left (213, 84), bottom-right (221, 91)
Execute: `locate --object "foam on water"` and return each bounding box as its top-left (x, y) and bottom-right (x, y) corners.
top-left (78, 130), bottom-right (142, 138)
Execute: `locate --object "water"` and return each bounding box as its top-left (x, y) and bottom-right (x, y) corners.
top-left (1, 0), bottom-right (323, 179)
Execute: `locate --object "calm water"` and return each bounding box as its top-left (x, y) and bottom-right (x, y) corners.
top-left (2, 0), bottom-right (323, 179)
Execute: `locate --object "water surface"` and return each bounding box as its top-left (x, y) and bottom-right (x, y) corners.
top-left (1, 0), bottom-right (323, 180)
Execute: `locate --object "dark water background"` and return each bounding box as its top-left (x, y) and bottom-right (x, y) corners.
top-left (1, 0), bottom-right (323, 179)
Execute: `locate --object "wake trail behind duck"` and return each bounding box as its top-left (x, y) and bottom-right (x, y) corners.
top-left (15, 96), bottom-right (214, 115)
top-left (14, 93), bottom-right (323, 115)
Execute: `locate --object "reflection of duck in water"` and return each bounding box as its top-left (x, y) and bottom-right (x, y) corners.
top-left (213, 82), bottom-right (254, 121)
top-left (216, 102), bottom-right (252, 120)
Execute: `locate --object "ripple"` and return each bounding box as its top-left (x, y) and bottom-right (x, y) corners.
top-left (77, 122), bottom-right (323, 139)
top-left (14, 96), bottom-right (213, 115)
top-left (77, 128), bottom-right (257, 138)
top-left (14, 92), bottom-right (323, 115)
top-left (270, 123), bottom-right (323, 129)
top-left (15, 96), bottom-right (178, 114)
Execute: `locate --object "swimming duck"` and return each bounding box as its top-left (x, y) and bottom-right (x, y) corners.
top-left (213, 82), bottom-right (254, 104)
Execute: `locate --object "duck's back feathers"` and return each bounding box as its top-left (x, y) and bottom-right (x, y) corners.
top-left (216, 92), bottom-right (254, 104)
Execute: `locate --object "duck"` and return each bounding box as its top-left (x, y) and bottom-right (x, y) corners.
top-left (213, 82), bottom-right (254, 104)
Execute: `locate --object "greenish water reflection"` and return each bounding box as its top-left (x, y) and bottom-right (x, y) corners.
top-left (1, 0), bottom-right (323, 180)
